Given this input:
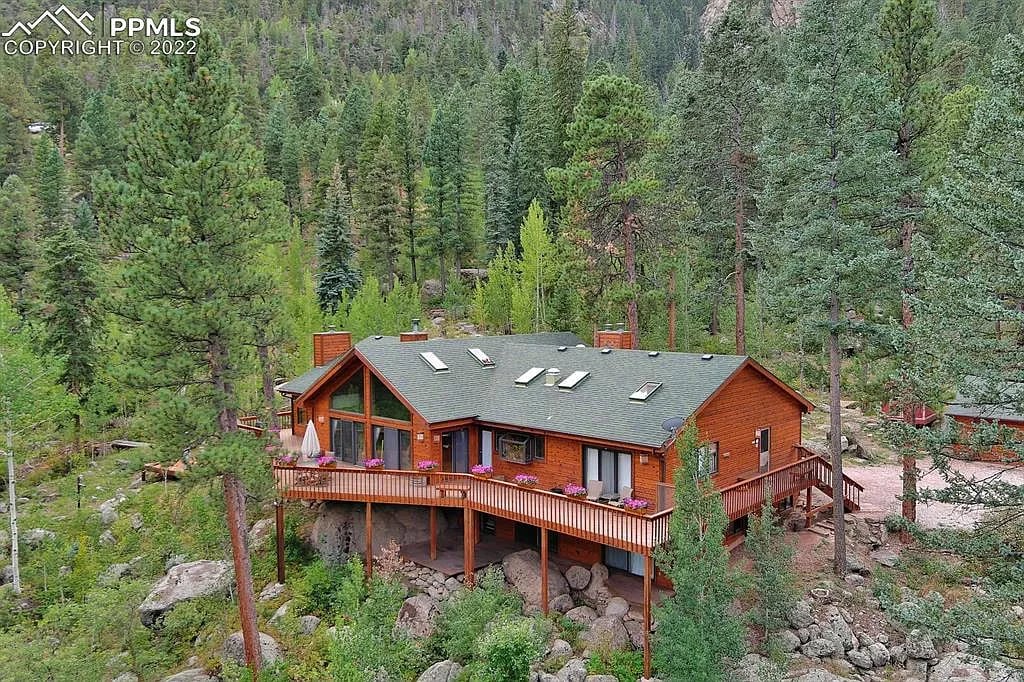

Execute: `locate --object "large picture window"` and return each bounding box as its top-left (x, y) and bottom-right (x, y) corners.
top-left (371, 374), bottom-right (410, 421)
top-left (372, 426), bottom-right (411, 470)
top-left (330, 371), bottom-right (364, 413)
top-left (330, 418), bottom-right (365, 464)
top-left (496, 431), bottom-right (544, 463)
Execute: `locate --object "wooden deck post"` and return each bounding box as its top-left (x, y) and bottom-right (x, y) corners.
top-left (805, 486), bottom-right (813, 528)
top-left (365, 502), bottom-right (373, 579)
top-left (275, 501), bottom-right (285, 584)
top-left (643, 554), bottom-right (653, 679)
top-left (463, 507), bottom-right (475, 587)
top-left (540, 527), bottom-right (549, 615)
top-left (429, 506), bottom-right (437, 560)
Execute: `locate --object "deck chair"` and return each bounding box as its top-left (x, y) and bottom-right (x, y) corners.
top-left (586, 479), bottom-right (605, 501)
top-left (607, 485), bottom-right (632, 507)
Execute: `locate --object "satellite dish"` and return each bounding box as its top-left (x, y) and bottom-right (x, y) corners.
top-left (661, 416), bottom-right (684, 433)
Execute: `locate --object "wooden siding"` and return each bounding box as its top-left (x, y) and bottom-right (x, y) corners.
top-left (951, 414), bottom-right (1024, 463)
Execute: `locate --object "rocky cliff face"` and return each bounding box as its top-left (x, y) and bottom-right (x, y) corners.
top-left (311, 502), bottom-right (455, 561)
top-left (702, 0), bottom-right (802, 30)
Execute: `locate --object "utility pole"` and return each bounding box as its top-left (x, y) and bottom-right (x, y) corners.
top-left (6, 429), bottom-right (20, 595)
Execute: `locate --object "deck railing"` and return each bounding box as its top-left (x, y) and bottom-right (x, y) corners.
top-left (273, 451), bottom-right (861, 555)
top-left (273, 465), bottom-right (670, 555)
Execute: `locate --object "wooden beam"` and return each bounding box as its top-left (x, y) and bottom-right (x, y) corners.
top-left (275, 501), bottom-right (285, 584)
top-left (805, 486), bottom-right (813, 529)
top-left (365, 502), bottom-right (373, 579)
top-left (540, 527), bottom-right (549, 615)
top-left (463, 507), bottom-right (475, 587)
top-left (643, 554), bottom-right (653, 679)
top-left (429, 506), bottom-right (437, 560)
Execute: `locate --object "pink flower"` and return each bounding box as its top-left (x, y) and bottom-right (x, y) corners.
top-left (563, 483), bottom-right (587, 498)
top-left (622, 497), bottom-right (649, 511)
top-left (513, 473), bottom-right (538, 485)
top-left (471, 464), bottom-right (493, 475)
top-left (363, 458), bottom-right (384, 468)
top-left (316, 454), bottom-right (336, 467)
top-left (417, 460), bottom-right (439, 471)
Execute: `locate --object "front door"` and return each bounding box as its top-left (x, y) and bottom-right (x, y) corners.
top-left (757, 427), bottom-right (771, 472)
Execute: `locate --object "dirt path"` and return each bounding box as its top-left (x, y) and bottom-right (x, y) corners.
top-left (843, 457), bottom-right (1024, 529)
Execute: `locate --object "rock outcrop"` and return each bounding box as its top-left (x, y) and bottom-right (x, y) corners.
top-left (220, 631), bottom-right (282, 667)
top-left (501, 549), bottom-right (569, 609)
top-left (138, 560), bottom-right (233, 628)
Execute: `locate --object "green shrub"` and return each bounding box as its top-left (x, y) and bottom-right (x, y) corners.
top-left (586, 649), bottom-right (644, 682)
top-left (472, 615), bottom-right (548, 681)
top-left (434, 568), bottom-right (521, 663)
top-left (293, 556), bottom-right (365, 620)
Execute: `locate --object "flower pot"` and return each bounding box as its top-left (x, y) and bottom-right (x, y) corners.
top-left (516, 482), bottom-right (536, 489)
top-left (474, 473), bottom-right (492, 480)
top-left (277, 460), bottom-right (296, 468)
top-left (625, 507), bottom-right (648, 515)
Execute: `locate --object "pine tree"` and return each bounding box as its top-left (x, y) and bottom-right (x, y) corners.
top-left (94, 32), bottom-right (284, 675)
top-left (40, 199), bottom-right (99, 440)
top-left (548, 75), bottom-right (657, 348)
top-left (745, 490), bottom-right (798, 651)
top-left (337, 82), bottom-right (372, 200)
top-left (877, 0), bottom-right (945, 528)
top-left (316, 167), bottom-right (361, 313)
top-left (546, 2), bottom-right (589, 166)
top-left (653, 424), bottom-right (744, 680)
top-left (34, 139), bottom-right (67, 235)
top-left (263, 91), bottom-right (295, 186)
top-left (686, 2), bottom-right (777, 355)
top-left (393, 94), bottom-right (422, 282)
top-left (0, 175), bottom-right (35, 308)
top-left (74, 91), bottom-right (122, 194)
top-left (358, 136), bottom-right (402, 289)
top-left (756, 0), bottom-right (899, 575)
top-left (424, 85), bottom-right (477, 294)
top-left (36, 65), bottom-right (83, 154)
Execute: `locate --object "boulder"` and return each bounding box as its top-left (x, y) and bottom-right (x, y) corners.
top-left (791, 670), bottom-right (855, 682)
top-left (865, 642), bottom-right (889, 667)
top-left (732, 654), bottom-right (774, 682)
top-left (624, 619), bottom-right (645, 649)
top-left (869, 548), bottom-right (899, 567)
top-left (258, 582), bottom-right (285, 602)
top-left (502, 549), bottom-right (569, 609)
top-left (297, 614), bottom-right (320, 634)
top-left (416, 660), bottom-right (462, 682)
top-left (548, 639), bottom-right (573, 660)
top-left (165, 554), bottom-right (188, 571)
top-left (602, 596), bottom-right (629, 618)
top-left (421, 279), bottom-right (443, 301)
top-left (579, 615), bottom-right (630, 651)
top-left (24, 528), bottom-right (56, 548)
top-left (821, 605), bottom-right (857, 650)
top-left (99, 530), bottom-right (116, 546)
top-left (99, 562), bottom-right (135, 586)
top-left (788, 599), bottom-right (814, 629)
top-left (161, 670), bottom-right (217, 682)
top-left (905, 629), bottom-right (937, 660)
top-left (249, 519), bottom-right (274, 550)
top-left (930, 652), bottom-right (1016, 681)
top-left (549, 593), bottom-right (574, 613)
top-left (585, 676), bottom-right (618, 682)
top-left (845, 648), bottom-right (873, 669)
top-left (0, 564), bottom-right (15, 585)
top-left (99, 494), bottom-right (126, 526)
top-left (221, 631), bottom-right (282, 667)
top-left (130, 513), bottom-right (144, 531)
top-left (556, 658), bottom-right (587, 682)
top-left (800, 638), bottom-right (838, 658)
top-left (582, 563), bottom-right (610, 609)
top-left (564, 565), bottom-right (591, 590)
top-left (565, 605), bottom-right (598, 626)
top-left (395, 595), bottom-right (439, 639)
top-left (312, 502), bottom-right (452, 560)
top-left (269, 600), bottom-right (291, 625)
top-left (771, 629), bottom-right (801, 653)
top-left (112, 674), bottom-right (139, 682)
top-left (138, 560), bottom-right (233, 628)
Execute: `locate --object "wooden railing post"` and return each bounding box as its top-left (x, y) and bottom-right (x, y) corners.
top-left (540, 527), bottom-right (549, 615)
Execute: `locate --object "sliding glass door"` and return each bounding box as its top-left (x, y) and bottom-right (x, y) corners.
top-left (372, 425), bottom-right (411, 470)
top-left (584, 446), bottom-right (633, 496)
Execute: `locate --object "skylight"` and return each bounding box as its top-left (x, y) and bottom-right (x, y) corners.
top-left (629, 382), bottom-right (663, 402)
top-left (467, 347), bottom-right (495, 367)
top-left (419, 351), bottom-right (449, 373)
top-left (514, 367), bottom-right (546, 386)
top-left (558, 370), bottom-right (590, 390)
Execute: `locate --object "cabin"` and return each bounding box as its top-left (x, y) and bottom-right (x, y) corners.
top-left (270, 325), bottom-right (863, 676)
top-left (946, 377), bottom-right (1024, 462)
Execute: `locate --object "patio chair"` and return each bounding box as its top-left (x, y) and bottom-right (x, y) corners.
top-left (586, 479), bottom-right (604, 501)
top-left (606, 485), bottom-right (632, 507)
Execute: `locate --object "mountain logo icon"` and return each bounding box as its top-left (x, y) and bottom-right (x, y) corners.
top-left (2, 5), bottom-right (94, 37)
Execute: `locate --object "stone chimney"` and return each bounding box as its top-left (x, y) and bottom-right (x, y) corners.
top-left (399, 318), bottom-right (429, 342)
top-left (594, 323), bottom-right (634, 350)
top-left (312, 327), bottom-right (352, 367)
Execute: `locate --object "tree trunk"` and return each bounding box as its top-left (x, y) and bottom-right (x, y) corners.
top-left (900, 216), bottom-right (917, 528)
top-left (257, 344), bottom-right (278, 430)
top-left (733, 153), bottom-right (747, 356)
top-left (623, 208), bottom-right (640, 349)
top-left (828, 291), bottom-right (847, 576)
top-left (709, 292), bottom-right (720, 337)
top-left (224, 473), bottom-right (261, 676)
top-left (667, 266), bottom-right (677, 351)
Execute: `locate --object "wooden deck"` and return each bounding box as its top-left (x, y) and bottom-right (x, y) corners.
top-left (273, 451), bottom-right (861, 556)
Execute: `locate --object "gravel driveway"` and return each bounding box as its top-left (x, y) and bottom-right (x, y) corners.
top-left (843, 457), bottom-right (1024, 529)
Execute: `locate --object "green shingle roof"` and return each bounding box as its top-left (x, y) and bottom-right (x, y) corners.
top-left (946, 376), bottom-right (1024, 421)
top-left (352, 334), bottom-right (750, 448)
top-left (275, 355), bottom-right (345, 395)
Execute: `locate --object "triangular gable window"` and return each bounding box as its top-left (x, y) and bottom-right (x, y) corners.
top-left (330, 371), bottom-right (364, 413)
top-left (371, 374), bottom-right (410, 421)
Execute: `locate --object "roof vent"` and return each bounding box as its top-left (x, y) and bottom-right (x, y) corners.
top-left (420, 351), bottom-right (449, 373)
top-left (467, 347), bottom-right (495, 367)
top-left (373, 335), bottom-right (383, 340)
top-left (544, 368), bottom-right (561, 386)
top-left (648, 351), bottom-right (660, 357)
top-left (557, 345), bottom-right (567, 352)
top-left (700, 354), bottom-right (714, 361)
top-left (412, 318), bottom-right (421, 332)
top-left (575, 344), bottom-right (586, 348)
top-left (600, 348), bottom-right (612, 355)
top-left (558, 370), bottom-right (590, 391)
top-left (629, 381), bottom-right (663, 402)
top-left (515, 367), bottom-right (546, 386)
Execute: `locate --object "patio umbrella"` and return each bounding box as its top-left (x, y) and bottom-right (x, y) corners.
top-left (300, 420), bottom-right (321, 463)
